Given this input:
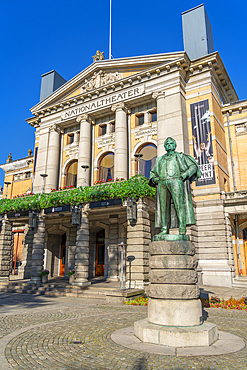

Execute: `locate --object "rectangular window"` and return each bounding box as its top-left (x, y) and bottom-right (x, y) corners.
top-left (100, 125), bottom-right (107, 136)
top-left (67, 134), bottom-right (74, 145)
top-left (111, 122), bottom-right (115, 133)
top-left (150, 111), bottom-right (157, 122)
top-left (136, 114), bottom-right (144, 126)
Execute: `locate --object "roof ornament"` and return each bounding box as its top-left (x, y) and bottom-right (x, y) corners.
top-left (92, 50), bottom-right (105, 62)
top-left (6, 153), bottom-right (12, 163)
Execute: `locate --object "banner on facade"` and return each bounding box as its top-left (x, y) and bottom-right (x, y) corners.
top-left (190, 99), bottom-right (216, 186)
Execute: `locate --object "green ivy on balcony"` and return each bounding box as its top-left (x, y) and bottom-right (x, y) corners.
top-left (0, 175), bottom-right (155, 213)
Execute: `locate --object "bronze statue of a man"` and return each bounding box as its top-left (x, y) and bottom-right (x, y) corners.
top-left (149, 137), bottom-right (201, 237)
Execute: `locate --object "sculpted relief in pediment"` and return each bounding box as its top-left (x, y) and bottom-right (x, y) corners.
top-left (82, 70), bottom-right (123, 92)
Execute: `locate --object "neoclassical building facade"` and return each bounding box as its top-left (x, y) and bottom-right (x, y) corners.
top-left (1, 48), bottom-right (247, 289)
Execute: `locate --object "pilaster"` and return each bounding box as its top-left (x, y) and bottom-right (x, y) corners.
top-left (153, 77), bottom-right (189, 155)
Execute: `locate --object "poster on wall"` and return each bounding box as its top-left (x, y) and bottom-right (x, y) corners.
top-left (190, 99), bottom-right (216, 186)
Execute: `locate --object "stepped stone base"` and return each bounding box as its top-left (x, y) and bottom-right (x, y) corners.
top-left (134, 319), bottom-right (218, 347)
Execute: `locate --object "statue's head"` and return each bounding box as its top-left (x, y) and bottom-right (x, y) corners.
top-left (164, 137), bottom-right (177, 152)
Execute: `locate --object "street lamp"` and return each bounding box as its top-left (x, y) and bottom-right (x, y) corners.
top-left (40, 174), bottom-right (48, 194)
top-left (81, 165), bottom-right (89, 187)
top-left (134, 153), bottom-right (143, 175)
top-left (4, 181), bottom-right (11, 199)
top-left (127, 197), bottom-right (137, 224)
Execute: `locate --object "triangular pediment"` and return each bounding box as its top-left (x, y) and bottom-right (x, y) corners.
top-left (30, 52), bottom-right (186, 114)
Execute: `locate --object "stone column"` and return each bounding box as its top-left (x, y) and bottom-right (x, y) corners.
top-left (18, 224), bottom-right (34, 279)
top-left (0, 219), bottom-right (12, 281)
top-left (33, 129), bottom-right (49, 193)
top-left (45, 124), bottom-right (61, 191)
top-left (152, 91), bottom-right (166, 157)
top-left (106, 222), bottom-right (119, 281)
top-left (111, 103), bottom-right (128, 179)
top-left (73, 207), bottom-right (91, 286)
top-left (30, 214), bottom-right (46, 284)
top-left (126, 199), bottom-right (151, 289)
top-left (77, 114), bottom-right (91, 186)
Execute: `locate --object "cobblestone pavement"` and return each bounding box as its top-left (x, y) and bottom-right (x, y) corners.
top-left (0, 292), bottom-right (247, 369)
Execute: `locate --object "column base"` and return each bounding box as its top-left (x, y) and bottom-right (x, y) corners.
top-left (29, 277), bottom-right (41, 284)
top-left (72, 279), bottom-right (91, 287)
top-left (134, 319), bottom-right (218, 347)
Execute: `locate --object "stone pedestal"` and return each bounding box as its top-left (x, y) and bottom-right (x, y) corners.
top-left (134, 238), bottom-right (218, 347)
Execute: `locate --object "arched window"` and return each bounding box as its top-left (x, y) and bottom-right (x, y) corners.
top-left (99, 152), bottom-right (114, 181)
top-left (137, 144), bottom-right (157, 178)
top-left (66, 161), bottom-right (78, 187)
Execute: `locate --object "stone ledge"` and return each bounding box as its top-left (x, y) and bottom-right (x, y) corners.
top-left (106, 289), bottom-right (144, 304)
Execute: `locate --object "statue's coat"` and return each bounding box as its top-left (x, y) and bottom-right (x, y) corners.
top-left (149, 152), bottom-right (202, 228)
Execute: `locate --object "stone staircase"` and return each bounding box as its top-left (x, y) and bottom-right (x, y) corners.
top-left (232, 276), bottom-right (247, 289)
top-left (0, 278), bottom-right (144, 302)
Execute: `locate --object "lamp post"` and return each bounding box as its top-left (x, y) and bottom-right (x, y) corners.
top-left (40, 174), bottom-right (48, 194)
top-left (81, 165), bottom-right (89, 187)
top-left (4, 181), bottom-right (11, 199)
top-left (118, 242), bottom-right (127, 291)
top-left (134, 153), bottom-right (143, 175)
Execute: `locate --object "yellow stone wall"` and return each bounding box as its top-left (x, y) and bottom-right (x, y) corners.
top-left (2, 160), bottom-right (34, 199)
top-left (224, 107), bottom-right (247, 192)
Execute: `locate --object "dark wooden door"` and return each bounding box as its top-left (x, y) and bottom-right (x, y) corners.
top-left (95, 243), bottom-right (105, 276)
top-left (60, 244), bottom-right (66, 276)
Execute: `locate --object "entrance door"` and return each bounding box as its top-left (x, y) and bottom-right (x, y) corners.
top-left (95, 230), bottom-right (105, 276)
top-left (60, 234), bottom-right (66, 276)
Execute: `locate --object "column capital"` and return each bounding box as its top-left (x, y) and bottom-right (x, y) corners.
top-left (76, 114), bottom-right (91, 123)
top-left (49, 123), bottom-right (61, 133)
top-left (111, 102), bottom-right (127, 113)
top-left (152, 91), bottom-right (165, 101)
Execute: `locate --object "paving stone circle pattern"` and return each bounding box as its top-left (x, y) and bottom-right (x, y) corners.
top-left (0, 294), bottom-right (247, 369)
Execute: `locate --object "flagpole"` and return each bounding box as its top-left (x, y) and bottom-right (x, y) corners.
top-left (109, 0), bottom-right (112, 59)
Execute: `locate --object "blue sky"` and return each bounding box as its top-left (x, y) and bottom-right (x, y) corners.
top-left (0, 0), bottom-right (246, 186)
